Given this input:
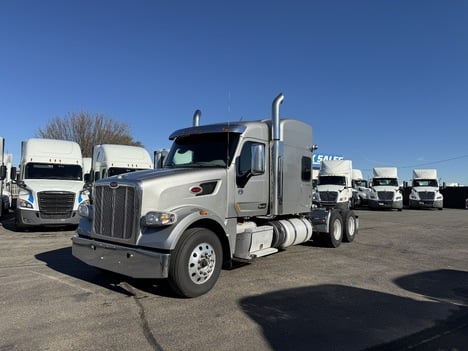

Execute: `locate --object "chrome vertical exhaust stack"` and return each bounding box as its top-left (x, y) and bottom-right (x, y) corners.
top-left (271, 93), bottom-right (284, 216)
top-left (193, 109), bottom-right (201, 127)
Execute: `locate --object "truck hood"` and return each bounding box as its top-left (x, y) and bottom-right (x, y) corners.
top-left (97, 167), bottom-right (228, 216)
top-left (412, 186), bottom-right (439, 192)
top-left (20, 179), bottom-right (85, 192)
top-left (317, 184), bottom-right (346, 192)
top-left (372, 186), bottom-right (399, 192)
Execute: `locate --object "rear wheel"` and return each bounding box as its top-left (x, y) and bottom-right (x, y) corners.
top-left (343, 210), bottom-right (357, 243)
top-left (324, 210), bottom-right (343, 248)
top-left (168, 227), bottom-right (222, 298)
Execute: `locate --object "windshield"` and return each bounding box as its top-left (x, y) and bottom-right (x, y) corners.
top-left (318, 175), bottom-right (346, 186)
top-left (165, 133), bottom-right (240, 169)
top-left (373, 178), bottom-right (398, 187)
top-left (25, 163), bottom-right (83, 181)
top-left (413, 179), bottom-right (438, 187)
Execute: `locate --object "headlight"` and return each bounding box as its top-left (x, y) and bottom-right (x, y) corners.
top-left (18, 199), bottom-right (33, 209)
top-left (409, 191), bottom-right (419, 200)
top-left (78, 203), bottom-right (93, 219)
top-left (312, 192), bottom-right (320, 201)
top-left (143, 211), bottom-right (177, 227)
top-left (78, 189), bottom-right (90, 204)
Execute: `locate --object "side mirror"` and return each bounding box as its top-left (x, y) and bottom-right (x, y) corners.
top-left (0, 164), bottom-right (6, 181)
top-left (10, 166), bottom-right (17, 181)
top-left (154, 149), bottom-right (168, 169)
top-left (84, 173), bottom-right (91, 184)
top-left (251, 144), bottom-right (265, 175)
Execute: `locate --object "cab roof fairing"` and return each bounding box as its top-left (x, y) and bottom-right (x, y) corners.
top-left (169, 123), bottom-right (248, 140)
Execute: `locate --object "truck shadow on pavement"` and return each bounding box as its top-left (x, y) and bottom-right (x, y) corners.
top-left (35, 247), bottom-right (176, 297)
top-left (239, 269), bottom-right (468, 351)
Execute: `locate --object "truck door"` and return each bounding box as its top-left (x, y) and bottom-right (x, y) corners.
top-left (234, 141), bottom-right (269, 217)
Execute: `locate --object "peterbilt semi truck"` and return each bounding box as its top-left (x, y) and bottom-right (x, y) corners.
top-left (72, 94), bottom-right (358, 297)
top-left (409, 169), bottom-right (443, 210)
top-left (315, 159), bottom-right (354, 209)
top-left (15, 138), bottom-right (89, 229)
top-left (368, 167), bottom-right (403, 211)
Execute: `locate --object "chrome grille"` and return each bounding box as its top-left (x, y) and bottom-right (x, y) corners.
top-left (93, 184), bottom-right (138, 240)
top-left (319, 191), bottom-right (338, 202)
top-left (38, 191), bottom-right (75, 219)
top-left (377, 191), bottom-right (394, 201)
top-left (418, 191), bottom-right (435, 201)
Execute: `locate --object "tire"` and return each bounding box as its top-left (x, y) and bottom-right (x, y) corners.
top-left (343, 210), bottom-right (358, 243)
top-left (325, 210), bottom-right (343, 248)
top-left (168, 227), bottom-right (222, 298)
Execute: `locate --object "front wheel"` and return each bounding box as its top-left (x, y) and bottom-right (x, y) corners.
top-left (168, 227), bottom-right (222, 298)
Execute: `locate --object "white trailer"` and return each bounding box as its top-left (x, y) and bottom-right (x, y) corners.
top-left (315, 159), bottom-right (354, 209)
top-left (368, 167), bottom-right (403, 211)
top-left (351, 169), bottom-right (371, 207)
top-left (15, 138), bottom-right (89, 229)
top-left (91, 144), bottom-right (153, 181)
top-left (409, 169), bottom-right (443, 209)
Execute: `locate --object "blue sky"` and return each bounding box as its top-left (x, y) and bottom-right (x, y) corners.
top-left (1, 0), bottom-right (467, 184)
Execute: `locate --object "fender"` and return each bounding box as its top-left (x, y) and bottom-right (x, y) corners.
top-left (138, 205), bottom-right (228, 251)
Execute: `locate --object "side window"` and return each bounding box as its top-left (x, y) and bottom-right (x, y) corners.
top-left (238, 142), bottom-right (253, 177)
top-left (236, 141), bottom-right (265, 187)
top-left (301, 156), bottom-right (312, 182)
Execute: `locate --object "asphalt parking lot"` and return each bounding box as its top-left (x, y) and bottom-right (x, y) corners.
top-left (0, 208), bottom-right (467, 351)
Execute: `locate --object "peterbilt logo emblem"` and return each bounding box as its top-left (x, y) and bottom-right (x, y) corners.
top-left (109, 181), bottom-right (119, 189)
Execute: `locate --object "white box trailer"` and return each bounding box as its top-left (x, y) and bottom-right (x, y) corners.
top-left (15, 138), bottom-right (89, 229)
top-left (91, 144), bottom-right (153, 181)
top-left (409, 169), bottom-right (443, 209)
top-left (315, 159), bottom-right (354, 209)
top-left (368, 167), bottom-right (403, 211)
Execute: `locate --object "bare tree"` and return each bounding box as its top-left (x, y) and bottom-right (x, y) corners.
top-left (37, 112), bottom-right (143, 157)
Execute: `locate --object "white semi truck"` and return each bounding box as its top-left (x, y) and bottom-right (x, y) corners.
top-left (409, 169), bottom-right (443, 210)
top-left (90, 144), bottom-right (153, 182)
top-left (15, 138), bottom-right (89, 229)
top-left (72, 94), bottom-right (359, 297)
top-left (0, 137), bottom-right (7, 218)
top-left (368, 167), bottom-right (403, 211)
top-left (1, 153), bottom-right (17, 213)
top-left (315, 159), bottom-right (354, 209)
top-left (352, 169), bottom-right (371, 207)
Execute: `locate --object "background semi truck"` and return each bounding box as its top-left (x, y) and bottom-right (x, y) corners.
top-left (409, 169), bottom-right (443, 210)
top-left (15, 138), bottom-right (89, 229)
top-left (1, 153), bottom-right (18, 213)
top-left (352, 169), bottom-right (371, 207)
top-left (315, 159), bottom-right (354, 209)
top-left (90, 144), bottom-right (153, 182)
top-left (368, 167), bottom-right (403, 211)
top-left (0, 137), bottom-right (7, 218)
top-left (72, 94), bottom-right (359, 298)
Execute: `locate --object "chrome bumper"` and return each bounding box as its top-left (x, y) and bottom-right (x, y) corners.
top-left (72, 235), bottom-right (170, 279)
